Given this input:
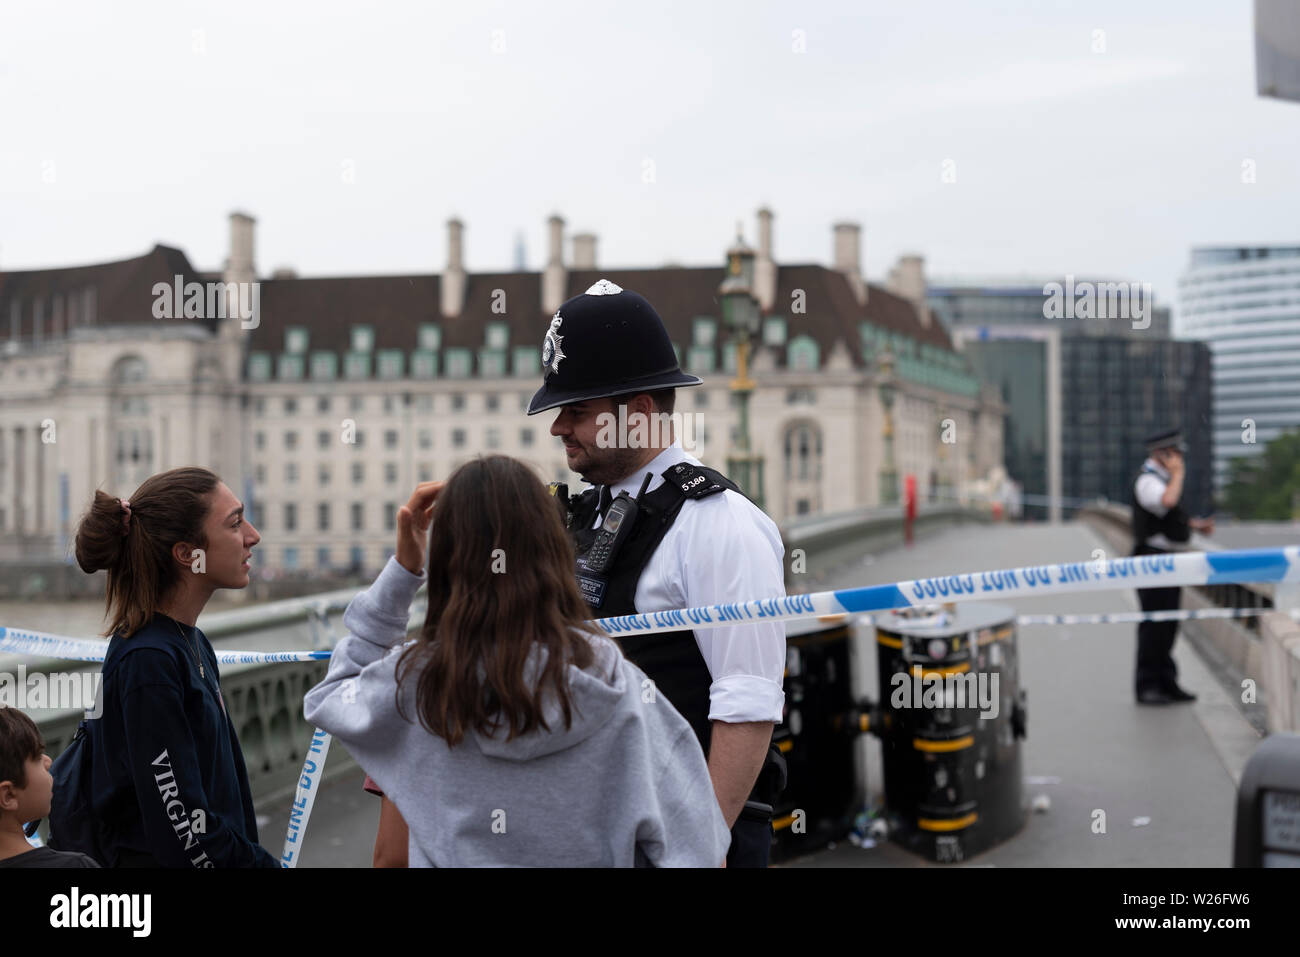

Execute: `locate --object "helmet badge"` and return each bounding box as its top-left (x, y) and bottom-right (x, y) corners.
top-left (542, 310), bottom-right (566, 377)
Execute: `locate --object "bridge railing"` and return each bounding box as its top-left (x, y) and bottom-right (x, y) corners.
top-left (1080, 503), bottom-right (1300, 733)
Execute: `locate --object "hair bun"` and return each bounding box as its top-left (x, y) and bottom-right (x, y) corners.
top-left (73, 490), bottom-right (130, 573)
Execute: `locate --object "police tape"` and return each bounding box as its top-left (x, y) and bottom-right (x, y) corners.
top-left (281, 727), bottom-right (331, 868)
top-left (1013, 606), bottom-right (1299, 627)
top-left (590, 546), bottom-right (1300, 636)
top-left (0, 626), bottom-right (333, 664)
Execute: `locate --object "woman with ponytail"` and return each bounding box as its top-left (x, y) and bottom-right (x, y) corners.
top-left (74, 467), bottom-right (278, 867)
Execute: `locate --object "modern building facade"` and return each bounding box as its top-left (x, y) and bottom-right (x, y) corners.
top-left (1177, 245), bottom-right (1300, 493)
top-left (0, 210), bottom-right (1005, 571)
top-left (934, 280), bottom-right (1211, 519)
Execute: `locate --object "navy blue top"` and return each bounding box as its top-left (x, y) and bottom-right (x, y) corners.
top-left (90, 612), bottom-right (278, 868)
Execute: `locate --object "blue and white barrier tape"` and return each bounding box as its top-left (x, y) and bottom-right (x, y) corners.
top-left (2, 547), bottom-right (1298, 657)
top-left (592, 546), bottom-right (1300, 636)
top-left (281, 727), bottom-right (331, 869)
top-left (0, 627), bottom-right (332, 664)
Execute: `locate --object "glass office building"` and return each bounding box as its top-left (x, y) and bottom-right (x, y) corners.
top-left (1177, 246), bottom-right (1300, 492)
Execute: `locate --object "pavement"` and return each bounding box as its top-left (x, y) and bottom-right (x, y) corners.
top-left (254, 520), bottom-right (1263, 868)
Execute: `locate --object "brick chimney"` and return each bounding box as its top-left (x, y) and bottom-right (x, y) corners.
top-left (755, 207), bottom-right (777, 311)
top-left (833, 222), bottom-right (867, 306)
top-left (572, 232), bottom-right (597, 270)
top-left (441, 218), bottom-right (467, 318)
top-left (888, 253), bottom-right (930, 328)
top-left (543, 214), bottom-right (567, 314)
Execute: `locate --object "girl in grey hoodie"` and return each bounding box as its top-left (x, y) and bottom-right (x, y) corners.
top-left (303, 456), bottom-right (730, 867)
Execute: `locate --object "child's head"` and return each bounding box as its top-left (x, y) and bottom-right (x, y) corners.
top-left (398, 455), bottom-right (602, 746)
top-left (74, 467), bottom-right (261, 637)
top-left (0, 708), bottom-right (52, 828)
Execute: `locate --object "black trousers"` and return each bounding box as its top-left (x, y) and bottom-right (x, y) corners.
top-left (726, 810), bottom-right (773, 868)
top-left (1135, 551), bottom-right (1181, 694)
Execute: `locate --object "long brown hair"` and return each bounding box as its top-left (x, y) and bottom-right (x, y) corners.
top-left (396, 455), bottom-right (600, 746)
top-left (73, 467), bottom-right (220, 639)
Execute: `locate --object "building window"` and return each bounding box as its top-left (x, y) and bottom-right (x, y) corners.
top-left (763, 317), bottom-right (787, 347)
top-left (384, 463), bottom-right (398, 484)
top-left (452, 429), bottom-right (466, 448)
top-left (693, 317), bottom-right (716, 347)
top-left (285, 462), bottom-right (299, 484)
top-left (418, 463), bottom-right (433, 482)
top-left (451, 393), bottom-right (466, 411)
top-left (418, 323), bottom-right (441, 351)
top-left (688, 346), bottom-right (714, 374)
top-left (255, 431), bottom-right (265, 451)
top-left (479, 349), bottom-right (506, 377)
top-left (351, 325), bottom-right (374, 353)
top-left (284, 431), bottom-right (299, 451)
top-left (784, 422), bottom-right (824, 482)
top-left (351, 502), bottom-right (364, 531)
top-left (418, 429), bottom-right (432, 449)
top-left (286, 327), bottom-right (308, 354)
top-left (311, 352), bottom-right (338, 380)
top-left (284, 547), bottom-right (299, 570)
top-left (345, 352), bottom-right (371, 379)
top-left (521, 428), bottom-right (534, 447)
top-left (384, 502), bottom-right (397, 532)
top-left (317, 502), bottom-right (330, 531)
top-left (383, 395), bottom-right (396, 414)
top-left (248, 354), bottom-right (272, 381)
top-left (486, 394), bottom-right (500, 412)
top-left (513, 347), bottom-right (539, 377)
top-left (486, 321), bottom-right (509, 350)
top-left (352, 462), bottom-right (364, 484)
top-left (284, 398), bottom-right (298, 415)
top-left (415, 394), bottom-right (434, 412)
top-left (350, 396), bottom-right (365, 413)
top-left (278, 355), bottom-right (304, 381)
top-left (317, 547), bottom-right (331, 569)
top-left (349, 545), bottom-right (364, 570)
top-left (788, 335), bottom-right (819, 372)
top-left (284, 503), bottom-right (298, 531)
top-left (384, 430), bottom-right (399, 449)
top-left (445, 348), bottom-right (472, 377)
top-left (318, 464), bottom-right (330, 486)
top-left (411, 351), bottom-right (437, 378)
top-left (378, 350), bottom-right (404, 379)
top-left (695, 390), bottom-right (710, 408)
top-left (486, 427), bottom-right (500, 449)
top-left (317, 430), bottom-right (330, 450)
top-left (317, 396), bottom-right (331, 413)
top-left (254, 464), bottom-right (266, 484)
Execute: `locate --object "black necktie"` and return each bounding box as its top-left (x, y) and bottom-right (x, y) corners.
top-left (597, 485), bottom-right (614, 523)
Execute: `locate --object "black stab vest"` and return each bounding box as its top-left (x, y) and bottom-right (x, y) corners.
top-left (565, 463), bottom-right (741, 752)
top-left (1130, 464), bottom-right (1191, 554)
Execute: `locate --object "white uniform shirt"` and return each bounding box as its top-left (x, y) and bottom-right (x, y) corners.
top-left (585, 441), bottom-right (787, 724)
top-left (1134, 457), bottom-right (1181, 550)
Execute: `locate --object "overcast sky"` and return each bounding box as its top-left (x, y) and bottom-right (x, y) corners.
top-left (1, 0), bottom-right (1294, 314)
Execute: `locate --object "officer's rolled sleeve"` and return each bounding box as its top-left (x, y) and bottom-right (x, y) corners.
top-left (1135, 473), bottom-right (1169, 516)
top-left (676, 490), bottom-right (787, 725)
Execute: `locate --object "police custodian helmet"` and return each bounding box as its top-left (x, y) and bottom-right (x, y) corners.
top-left (525, 279), bottom-right (703, 415)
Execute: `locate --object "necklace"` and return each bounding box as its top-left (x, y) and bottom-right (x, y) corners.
top-left (168, 616), bottom-right (206, 680)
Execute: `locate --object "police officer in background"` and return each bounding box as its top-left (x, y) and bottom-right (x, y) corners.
top-left (1131, 429), bottom-right (1215, 705)
top-left (527, 279), bottom-right (788, 867)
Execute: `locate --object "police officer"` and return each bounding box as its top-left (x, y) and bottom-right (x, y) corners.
top-left (1131, 429), bottom-right (1215, 704)
top-left (527, 279), bottom-right (788, 867)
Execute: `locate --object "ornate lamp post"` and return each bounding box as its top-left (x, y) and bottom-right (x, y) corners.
top-left (719, 230), bottom-right (765, 510)
top-left (877, 350), bottom-right (899, 505)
